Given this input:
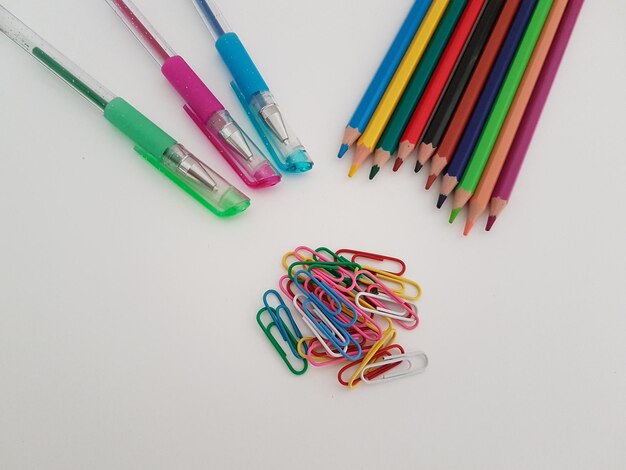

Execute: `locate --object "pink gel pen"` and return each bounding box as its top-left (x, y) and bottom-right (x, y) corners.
top-left (106, 0), bottom-right (281, 188)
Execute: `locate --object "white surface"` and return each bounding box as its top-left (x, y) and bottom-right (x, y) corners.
top-left (1, 1), bottom-right (625, 468)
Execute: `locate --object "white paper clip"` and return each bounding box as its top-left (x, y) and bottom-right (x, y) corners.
top-left (360, 351), bottom-right (428, 384)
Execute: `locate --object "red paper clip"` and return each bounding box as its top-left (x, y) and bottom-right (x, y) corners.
top-left (336, 249), bottom-right (407, 276)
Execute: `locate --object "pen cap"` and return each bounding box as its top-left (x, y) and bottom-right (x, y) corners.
top-left (233, 85), bottom-right (313, 173)
top-left (161, 58), bottom-right (280, 187)
top-left (103, 97), bottom-right (250, 216)
top-left (215, 32), bottom-right (268, 101)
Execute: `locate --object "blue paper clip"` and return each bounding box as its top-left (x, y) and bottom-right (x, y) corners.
top-left (263, 289), bottom-right (304, 357)
top-left (292, 270), bottom-right (359, 328)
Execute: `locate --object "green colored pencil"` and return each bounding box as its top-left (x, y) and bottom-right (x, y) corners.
top-left (370, 0), bottom-right (468, 179)
top-left (449, 0), bottom-right (555, 223)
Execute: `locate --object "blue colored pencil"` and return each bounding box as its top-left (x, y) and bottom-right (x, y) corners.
top-left (338, 0), bottom-right (433, 158)
top-left (437, 0), bottom-right (539, 208)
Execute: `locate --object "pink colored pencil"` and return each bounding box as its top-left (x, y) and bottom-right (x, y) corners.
top-left (487, 0), bottom-right (585, 231)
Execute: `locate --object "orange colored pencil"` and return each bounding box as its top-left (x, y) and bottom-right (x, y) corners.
top-left (464, 0), bottom-right (570, 235)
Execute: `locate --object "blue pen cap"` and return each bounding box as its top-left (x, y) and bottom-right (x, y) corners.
top-left (215, 34), bottom-right (312, 173)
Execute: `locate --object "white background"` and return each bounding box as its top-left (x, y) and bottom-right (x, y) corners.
top-left (1, 1), bottom-right (625, 468)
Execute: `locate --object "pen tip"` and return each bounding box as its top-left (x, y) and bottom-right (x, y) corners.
top-left (392, 159), bottom-right (403, 172)
top-left (348, 164), bottom-right (359, 178)
top-left (436, 194), bottom-right (447, 209)
top-left (369, 165), bottom-right (380, 180)
top-left (414, 161), bottom-right (423, 173)
top-left (338, 144), bottom-right (349, 159)
top-left (449, 208), bottom-right (461, 224)
top-left (425, 175), bottom-right (437, 190)
top-left (486, 215), bottom-right (497, 231)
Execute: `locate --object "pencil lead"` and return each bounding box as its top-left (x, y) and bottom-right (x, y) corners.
top-left (369, 165), bottom-right (380, 180)
top-left (436, 194), bottom-right (447, 209)
top-left (348, 164), bottom-right (360, 178)
top-left (392, 158), bottom-right (404, 172)
top-left (414, 161), bottom-right (423, 173)
top-left (425, 174), bottom-right (437, 190)
top-left (449, 207), bottom-right (461, 224)
top-left (337, 144), bottom-right (349, 159)
top-left (463, 220), bottom-right (474, 236)
top-left (485, 215), bottom-right (497, 231)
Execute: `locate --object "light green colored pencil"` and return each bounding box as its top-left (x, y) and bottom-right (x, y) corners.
top-left (449, 0), bottom-right (556, 223)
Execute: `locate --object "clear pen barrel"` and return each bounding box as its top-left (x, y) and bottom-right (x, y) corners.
top-left (0, 5), bottom-right (115, 110)
top-left (105, 0), bottom-right (175, 65)
top-left (192, 0), bottom-right (231, 40)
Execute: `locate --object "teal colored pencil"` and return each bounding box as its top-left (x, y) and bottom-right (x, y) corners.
top-left (370, 0), bottom-right (468, 179)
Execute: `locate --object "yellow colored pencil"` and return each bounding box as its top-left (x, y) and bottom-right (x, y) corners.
top-left (349, 0), bottom-right (451, 177)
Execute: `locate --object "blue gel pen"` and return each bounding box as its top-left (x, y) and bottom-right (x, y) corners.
top-left (192, 0), bottom-right (313, 173)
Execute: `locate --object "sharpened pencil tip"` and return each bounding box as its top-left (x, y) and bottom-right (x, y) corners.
top-left (425, 175), bottom-right (437, 190)
top-left (348, 164), bottom-right (359, 178)
top-left (414, 161), bottom-right (423, 173)
top-left (486, 215), bottom-right (497, 231)
top-left (449, 208), bottom-right (461, 224)
top-left (463, 220), bottom-right (474, 236)
top-left (436, 194), bottom-right (447, 209)
top-left (392, 159), bottom-right (403, 172)
top-left (337, 144), bottom-right (349, 159)
top-left (369, 165), bottom-right (380, 180)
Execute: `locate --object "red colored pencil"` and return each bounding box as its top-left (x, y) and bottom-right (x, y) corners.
top-left (393, 0), bottom-right (486, 172)
top-left (425, 0), bottom-right (522, 189)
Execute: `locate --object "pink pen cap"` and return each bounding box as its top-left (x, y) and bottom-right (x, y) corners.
top-left (162, 57), bottom-right (281, 188)
top-left (105, 0), bottom-right (280, 188)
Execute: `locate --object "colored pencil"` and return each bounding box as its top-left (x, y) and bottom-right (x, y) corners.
top-left (436, 0), bottom-right (536, 208)
top-left (449, 0), bottom-right (555, 225)
top-left (338, 1), bottom-right (432, 158)
top-left (426, 0), bottom-right (522, 191)
top-left (487, 0), bottom-right (584, 231)
top-left (348, 0), bottom-right (450, 177)
top-left (463, 0), bottom-right (569, 235)
top-left (416, 0), bottom-right (506, 172)
top-left (394, 0), bottom-right (487, 172)
top-left (369, 0), bottom-right (468, 179)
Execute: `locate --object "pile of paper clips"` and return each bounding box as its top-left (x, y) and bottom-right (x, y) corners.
top-left (257, 246), bottom-right (428, 388)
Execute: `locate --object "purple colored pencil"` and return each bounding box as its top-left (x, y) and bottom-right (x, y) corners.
top-left (486, 0), bottom-right (585, 231)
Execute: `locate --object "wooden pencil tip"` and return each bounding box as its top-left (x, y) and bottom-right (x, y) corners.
top-left (337, 144), bottom-right (349, 159)
top-left (436, 194), bottom-right (447, 209)
top-left (485, 216), bottom-right (497, 231)
top-left (414, 161), bottom-right (423, 173)
top-left (425, 174), bottom-right (437, 190)
top-left (392, 158), bottom-right (404, 172)
top-left (348, 164), bottom-right (359, 178)
top-left (369, 165), bottom-right (380, 180)
top-left (449, 207), bottom-right (461, 224)
top-left (463, 220), bottom-right (474, 236)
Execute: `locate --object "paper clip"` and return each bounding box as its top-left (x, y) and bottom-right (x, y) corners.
top-left (343, 327), bottom-right (397, 388)
top-left (355, 291), bottom-right (419, 329)
top-left (263, 289), bottom-right (305, 357)
top-left (361, 350), bottom-right (428, 384)
top-left (338, 344), bottom-right (406, 386)
top-left (294, 294), bottom-right (362, 361)
top-left (336, 249), bottom-right (406, 276)
top-left (292, 270), bottom-right (359, 328)
top-left (256, 307), bottom-right (307, 376)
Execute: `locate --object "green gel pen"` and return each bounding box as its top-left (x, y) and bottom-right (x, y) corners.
top-left (0, 5), bottom-right (250, 217)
